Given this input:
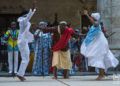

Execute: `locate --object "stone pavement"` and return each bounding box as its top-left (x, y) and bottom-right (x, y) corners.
top-left (0, 76), bottom-right (120, 86)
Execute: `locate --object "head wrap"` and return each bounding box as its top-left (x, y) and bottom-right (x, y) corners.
top-left (91, 13), bottom-right (100, 21)
top-left (39, 21), bottom-right (48, 28)
top-left (59, 21), bottom-right (67, 25)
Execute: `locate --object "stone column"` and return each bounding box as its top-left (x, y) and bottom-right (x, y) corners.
top-left (97, 0), bottom-right (120, 49)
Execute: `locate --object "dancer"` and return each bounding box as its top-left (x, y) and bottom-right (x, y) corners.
top-left (81, 10), bottom-right (119, 80)
top-left (41, 21), bottom-right (80, 79)
top-left (17, 1), bottom-right (36, 81)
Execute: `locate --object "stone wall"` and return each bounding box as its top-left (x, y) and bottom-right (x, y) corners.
top-left (97, 0), bottom-right (120, 49)
top-left (0, 0), bottom-right (96, 27)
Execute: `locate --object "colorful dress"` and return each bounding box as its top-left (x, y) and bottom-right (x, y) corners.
top-left (32, 30), bottom-right (52, 75)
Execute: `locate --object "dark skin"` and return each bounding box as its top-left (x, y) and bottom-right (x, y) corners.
top-left (40, 24), bottom-right (67, 79)
top-left (84, 10), bottom-right (105, 80)
top-left (4, 22), bottom-right (18, 41)
top-left (11, 22), bottom-right (18, 41)
top-left (41, 24), bottom-right (67, 51)
top-left (40, 23), bottom-right (84, 79)
top-left (41, 24), bottom-right (81, 51)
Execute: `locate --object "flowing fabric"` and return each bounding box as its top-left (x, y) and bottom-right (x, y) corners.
top-left (32, 31), bottom-right (52, 75)
top-left (84, 25), bottom-right (101, 46)
top-left (52, 50), bottom-right (72, 69)
top-left (52, 28), bottom-right (74, 51)
top-left (81, 25), bottom-right (119, 70)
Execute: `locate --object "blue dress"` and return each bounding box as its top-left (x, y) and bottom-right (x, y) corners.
top-left (32, 31), bottom-right (52, 75)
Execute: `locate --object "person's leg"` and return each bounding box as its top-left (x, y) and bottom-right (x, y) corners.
top-left (14, 51), bottom-right (18, 73)
top-left (96, 68), bottom-right (105, 80)
top-left (8, 51), bottom-right (13, 73)
top-left (53, 67), bottom-right (57, 79)
top-left (17, 44), bottom-right (30, 81)
top-left (63, 69), bottom-right (69, 79)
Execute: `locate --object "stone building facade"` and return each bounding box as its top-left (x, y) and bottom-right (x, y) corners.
top-left (0, 0), bottom-right (96, 29)
top-left (97, 0), bottom-right (120, 68)
top-left (97, 0), bottom-right (120, 49)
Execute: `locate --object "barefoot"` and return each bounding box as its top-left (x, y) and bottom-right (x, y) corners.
top-left (63, 76), bottom-right (69, 79)
top-left (64, 77), bottom-right (69, 79)
top-left (52, 76), bottom-right (57, 79)
top-left (96, 76), bottom-right (105, 80)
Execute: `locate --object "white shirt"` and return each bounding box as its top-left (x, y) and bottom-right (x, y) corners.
top-left (17, 9), bottom-right (36, 43)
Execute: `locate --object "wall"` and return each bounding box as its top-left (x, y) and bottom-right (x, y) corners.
top-left (0, 0), bottom-right (96, 27)
top-left (97, 0), bottom-right (120, 49)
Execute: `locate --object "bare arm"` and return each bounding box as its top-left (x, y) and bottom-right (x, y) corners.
top-left (40, 27), bottom-right (57, 33)
top-left (84, 10), bottom-right (94, 24)
top-left (72, 32), bottom-right (86, 39)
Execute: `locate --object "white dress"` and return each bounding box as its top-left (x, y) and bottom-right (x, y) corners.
top-left (81, 25), bottom-right (119, 70)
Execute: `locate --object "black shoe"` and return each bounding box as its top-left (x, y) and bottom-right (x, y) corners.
top-left (16, 75), bottom-right (26, 81)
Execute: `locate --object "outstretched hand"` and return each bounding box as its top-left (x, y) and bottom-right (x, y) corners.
top-left (83, 10), bottom-right (94, 24)
top-left (83, 10), bottom-right (88, 15)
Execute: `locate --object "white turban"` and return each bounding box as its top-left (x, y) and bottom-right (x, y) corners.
top-left (39, 21), bottom-right (48, 26)
top-left (91, 13), bottom-right (100, 21)
top-left (39, 21), bottom-right (48, 28)
top-left (59, 21), bottom-right (67, 25)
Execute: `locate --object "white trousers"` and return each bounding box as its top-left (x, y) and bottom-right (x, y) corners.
top-left (17, 42), bottom-right (30, 77)
top-left (8, 51), bottom-right (18, 72)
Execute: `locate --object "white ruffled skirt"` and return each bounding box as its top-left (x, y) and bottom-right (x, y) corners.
top-left (81, 32), bottom-right (119, 70)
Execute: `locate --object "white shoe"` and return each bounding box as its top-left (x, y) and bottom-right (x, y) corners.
top-left (9, 71), bottom-right (12, 74)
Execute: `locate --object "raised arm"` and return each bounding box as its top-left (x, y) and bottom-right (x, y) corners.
top-left (40, 27), bottom-right (57, 33)
top-left (84, 10), bottom-right (94, 24)
top-left (26, 0), bottom-right (37, 21)
top-left (72, 31), bottom-right (86, 39)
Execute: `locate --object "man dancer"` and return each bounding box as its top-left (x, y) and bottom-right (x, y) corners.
top-left (17, 1), bottom-right (36, 81)
top-left (4, 22), bottom-right (19, 74)
top-left (41, 21), bottom-right (79, 79)
top-left (81, 10), bottom-right (119, 80)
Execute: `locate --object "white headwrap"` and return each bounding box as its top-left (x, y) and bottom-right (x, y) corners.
top-left (39, 21), bottom-right (48, 28)
top-left (59, 21), bottom-right (67, 25)
top-left (39, 21), bottom-right (48, 26)
top-left (91, 13), bottom-right (100, 21)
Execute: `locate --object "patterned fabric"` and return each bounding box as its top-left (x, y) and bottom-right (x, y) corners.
top-left (32, 32), bottom-right (52, 75)
top-left (4, 29), bottom-right (19, 51)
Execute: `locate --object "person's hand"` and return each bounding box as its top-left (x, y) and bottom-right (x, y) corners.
top-left (84, 10), bottom-right (88, 15)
